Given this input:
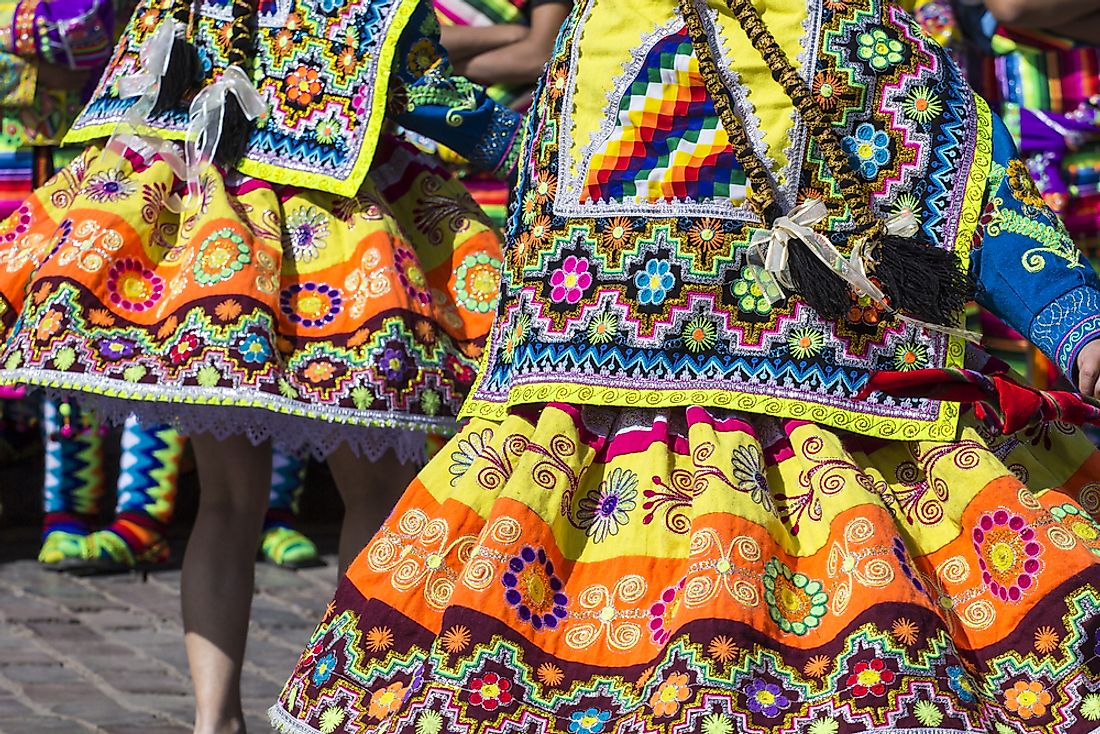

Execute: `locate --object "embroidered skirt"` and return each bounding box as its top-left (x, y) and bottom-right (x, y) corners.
top-left (0, 137), bottom-right (502, 459)
top-left (271, 402), bottom-right (1100, 733)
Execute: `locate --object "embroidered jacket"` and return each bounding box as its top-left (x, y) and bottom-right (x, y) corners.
top-left (63, 0), bottom-right (522, 196)
top-left (462, 0), bottom-right (1100, 442)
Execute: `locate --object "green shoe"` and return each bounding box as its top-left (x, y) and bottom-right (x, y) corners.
top-left (37, 530), bottom-right (89, 570)
top-left (62, 527), bottom-right (170, 576)
top-left (261, 526), bottom-right (324, 569)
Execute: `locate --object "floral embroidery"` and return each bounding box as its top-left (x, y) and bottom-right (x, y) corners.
top-left (762, 559), bottom-right (828, 635)
top-left (745, 678), bottom-right (793, 717)
top-left (731, 264), bottom-right (780, 316)
top-left (284, 206), bottom-right (329, 262)
top-left (454, 251), bottom-right (501, 313)
top-left (972, 509), bottom-right (1042, 602)
top-left (635, 258), bottom-right (675, 306)
top-left (842, 123), bottom-right (891, 180)
top-left (280, 282), bottom-right (343, 328)
top-left (468, 672), bottom-right (513, 710)
top-left (846, 657), bottom-right (896, 698)
top-left (649, 672), bottom-right (692, 717)
top-left (550, 255), bottom-right (593, 305)
top-left (576, 467), bottom-right (639, 542)
top-left (194, 228), bottom-right (250, 286)
top-left (1004, 680), bottom-right (1051, 719)
top-left (855, 27), bottom-right (905, 71)
top-left (569, 708), bottom-right (611, 734)
top-left (502, 546), bottom-right (568, 630)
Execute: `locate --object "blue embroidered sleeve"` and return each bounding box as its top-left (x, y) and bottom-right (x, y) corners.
top-left (970, 112), bottom-right (1100, 379)
top-left (391, 1), bottom-right (522, 177)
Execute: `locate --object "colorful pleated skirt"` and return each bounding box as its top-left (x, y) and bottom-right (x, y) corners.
top-left (272, 400), bottom-right (1100, 733)
top-left (0, 136), bottom-right (503, 458)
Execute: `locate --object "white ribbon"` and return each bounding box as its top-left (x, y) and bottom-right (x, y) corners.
top-left (750, 198), bottom-right (981, 343)
top-left (184, 65), bottom-right (266, 199)
top-left (104, 20), bottom-right (187, 211)
top-left (884, 208), bottom-right (919, 238)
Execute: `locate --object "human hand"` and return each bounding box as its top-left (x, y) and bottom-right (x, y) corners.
top-left (1076, 338), bottom-right (1100, 398)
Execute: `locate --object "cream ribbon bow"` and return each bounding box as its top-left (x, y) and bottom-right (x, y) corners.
top-left (184, 65), bottom-right (266, 199)
top-left (750, 199), bottom-right (980, 342)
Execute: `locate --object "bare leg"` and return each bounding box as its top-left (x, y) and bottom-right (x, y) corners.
top-left (184, 433), bottom-right (272, 734)
top-left (327, 444), bottom-right (416, 576)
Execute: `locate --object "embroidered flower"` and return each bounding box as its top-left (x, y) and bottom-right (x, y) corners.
top-left (601, 216), bottom-right (634, 251)
top-left (286, 65), bottom-right (322, 109)
top-left (0, 203), bottom-right (31, 243)
top-left (106, 258), bottom-right (163, 312)
top-left (891, 193), bottom-right (922, 224)
top-left (528, 215), bottom-right (552, 246)
top-left (808, 718), bottom-right (839, 734)
top-left (317, 0), bottom-right (342, 12)
top-left (549, 68), bottom-right (569, 99)
top-left (856, 27), bottom-right (905, 71)
top-left (903, 86), bottom-right (943, 124)
top-left (194, 228), bottom-right (250, 286)
top-left (445, 353), bottom-right (476, 385)
top-left (303, 360), bottom-right (337, 384)
top-left (648, 578), bottom-right (685, 645)
top-left (531, 172), bottom-right (557, 203)
top-left (240, 333), bottom-right (271, 364)
top-left (529, 664), bottom-right (562, 690)
top-left (804, 655), bottom-right (831, 678)
top-left (420, 389), bottom-right (442, 416)
top-left (368, 681), bottom-right (407, 720)
top-left (550, 255), bottom-right (592, 305)
top-left (1034, 626), bottom-right (1059, 654)
top-left (395, 248), bottom-right (431, 305)
top-left (946, 665), bottom-right (977, 703)
top-left (730, 444), bottom-right (773, 511)
top-left (312, 652), bottom-right (338, 686)
top-left (280, 282), bottom-right (343, 328)
top-left (97, 337), bottom-right (135, 361)
top-left (635, 258), bottom-right (675, 306)
top-left (812, 70), bottom-right (847, 111)
top-left (847, 284), bottom-right (888, 326)
top-left (649, 672), bottom-right (691, 717)
top-left (284, 206), bottom-right (330, 262)
top-left (36, 309), bottom-right (63, 341)
top-left (892, 339), bottom-right (929, 371)
top-left (788, 327), bottom-right (824, 359)
top-left (732, 264), bottom-right (780, 316)
top-left (1005, 680), bottom-right (1051, 719)
top-left (842, 123), bottom-right (891, 180)
top-left (335, 45), bottom-right (357, 75)
top-left (845, 657), bottom-right (896, 698)
top-left (1081, 693), bottom-right (1100, 720)
top-left (83, 169), bottom-right (134, 203)
top-left (440, 625), bottom-right (471, 653)
top-left (972, 509), bottom-right (1042, 602)
top-left (762, 559), bottom-right (828, 635)
top-left (587, 312), bottom-right (618, 344)
top-left (318, 706), bottom-right (346, 733)
top-left (377, 342), bottom-right (410, 385)
top-left (407, 39), bottom-right (438, 76)
top-left (468, 672), bottom-right (513, 710)
top-left (502, 546), bottom-right (568, 630)
top-left (707, 635), bottom-right (738, 663)
top-left (455, 251), bottom-right (501, 313)
top-left (913, 700), bottom-right (944, 727)
top-left (1051, 504), bottom-right (1100, 548)
top-left (687, 218), bottom-right (727, 256)
top-left (701, 713), bottom-right (734, 734)
top-left (569, 708), bottom-right (611, 734)
top-left (576, 467), bottom-right (638, 542)
top-left (745, 678), bottom-right (792, 717)
top-left (892, 617), bottom-right (919, 646)
top-left (682, 316), bottom-right (718, 353)
top-left (170, 333), bottom-right (200, 365)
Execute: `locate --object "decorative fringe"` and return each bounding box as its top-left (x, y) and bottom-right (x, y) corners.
top-left (214, 93), bottom-right (254, 166)
top-left (785, 239), bottom-right (851, 319)
top-left (152, 37), bottom-right (202, 115)
top-left (873, 234), bottom-right (970, 327)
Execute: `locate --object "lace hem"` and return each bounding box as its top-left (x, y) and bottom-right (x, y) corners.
top-left (24, 385), bottom-right (449, 462)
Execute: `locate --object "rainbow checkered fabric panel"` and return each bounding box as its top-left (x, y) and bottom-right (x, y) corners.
top-left (582, 28), bottom-right (747, 205)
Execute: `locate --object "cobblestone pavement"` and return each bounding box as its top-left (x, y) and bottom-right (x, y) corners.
top-left (0, 529), bottom-right (339, 733)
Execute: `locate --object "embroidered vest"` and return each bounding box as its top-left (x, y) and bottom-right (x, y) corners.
top-left (463, 0), bottom-right (994, 441)
top-left (62, 0), bottom-right (420, 196)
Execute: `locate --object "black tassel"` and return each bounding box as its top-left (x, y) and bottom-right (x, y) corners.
top-left (152, 37), bottom-right (202, 115)
top-left (873, 234), bottom-right (970, 327)
top-left (213, 94), bottom-right (254, 166)
top-left (785, 239), bottom-right (851, 319)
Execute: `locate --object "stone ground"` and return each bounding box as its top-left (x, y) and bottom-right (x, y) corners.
top-left (0, 444), bottom-right (353, 733)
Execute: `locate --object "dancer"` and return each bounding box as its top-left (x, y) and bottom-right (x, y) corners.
top-left (273, 0), bottom-right (1100, 731)
top-left (0, 0), bottom-right (520, 729)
